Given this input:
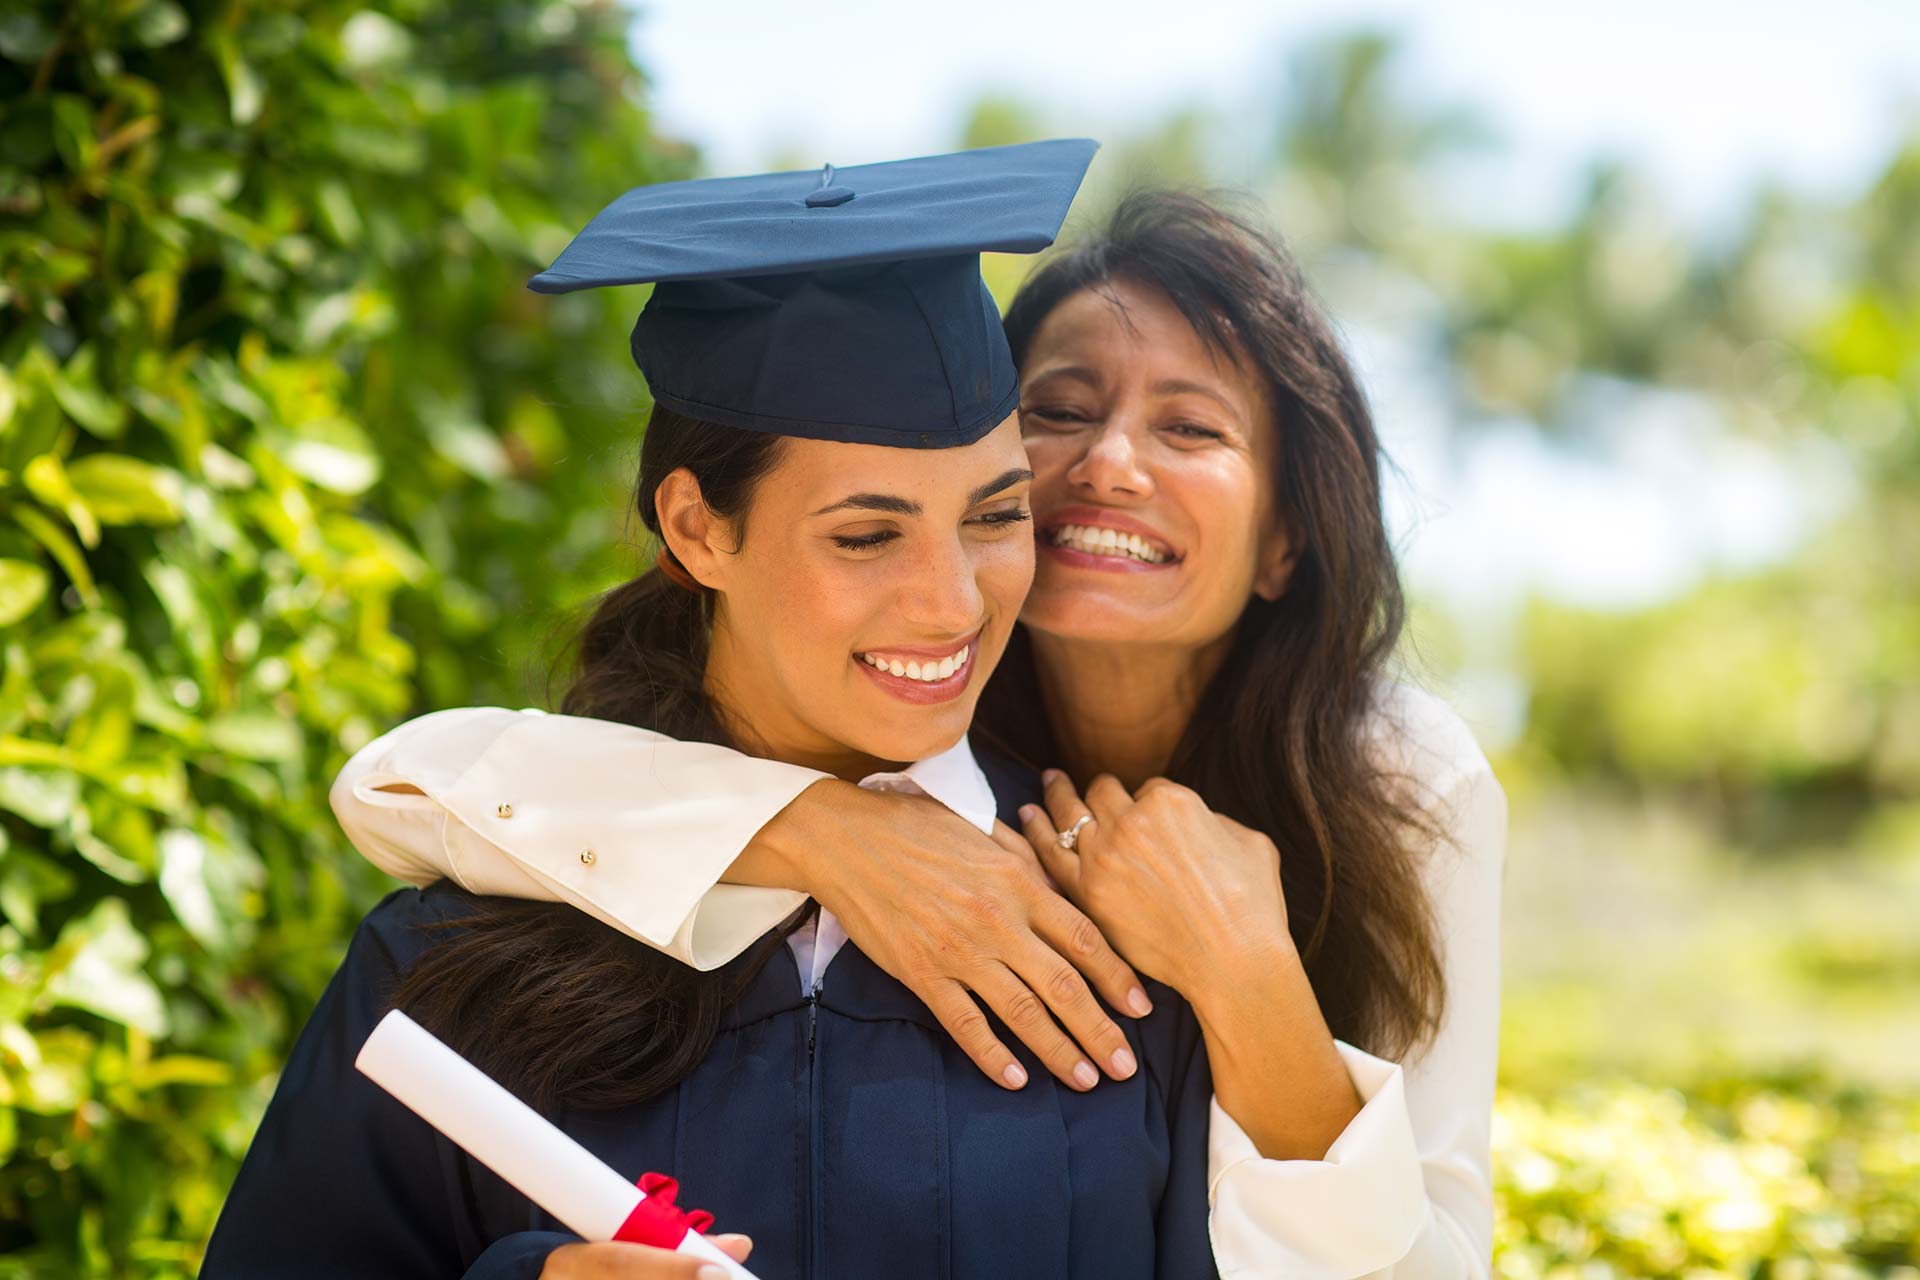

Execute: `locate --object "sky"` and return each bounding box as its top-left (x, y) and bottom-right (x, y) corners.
top-left (622, 0), bottom-right (1912, 719)
top-left (630, 0), bottom-right (1916, 233)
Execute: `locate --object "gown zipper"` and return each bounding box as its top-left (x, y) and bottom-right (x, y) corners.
top-left (804, 975), bottom-right (824, 1279)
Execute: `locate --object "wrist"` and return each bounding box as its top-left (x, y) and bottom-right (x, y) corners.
top-left (728, 778), bottom-right (863, 896)
top-left (1184, 929), bottom-right (1301, 1019)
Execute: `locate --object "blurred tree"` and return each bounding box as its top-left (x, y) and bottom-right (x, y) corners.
top-left (0, 1), bottom-right (683, 1273)
top-left (951, 30), bottom-right (1919, 834)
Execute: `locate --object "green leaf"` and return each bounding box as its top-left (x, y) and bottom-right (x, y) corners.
top-left (339, 11), bottom-right (413, 68)
top-left (49, 347), bottom-right (129, 440)
top-left (64, 455), bottom-right (185, 525)
top-left (44, 899), bottom-right (168, 1037)
top-left (203, 712), bottom-right (303, 763)
top-left (0, 14), bottom-right (55, 63)
top-left (0, 558), bottom-right (49, 626)
top-left (0, 765), bottom-right (79, 827)
top-left (213, 38), bottom-right (265, 127)
top-left (104, 755), bottom-right (189, 812)
top-left (13, 1029), bottom-right (91, 1115)
top-left (275, 430), bottom-right (381, 495)
top-left (127, 1), bottom-right (190, 48)
top-left (23, 455), bottom-right (100, 549)
top-left (130, 1054), bottom-right (231, 1089)
top-left (50, 96), bottom-right (98, 175)
top-left (11, 505), bottom-right (98, 607)
top-left (0, 849), bottom-right (77, 936)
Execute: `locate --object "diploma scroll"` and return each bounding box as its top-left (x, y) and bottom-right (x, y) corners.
top-left (356, 1009), bottom-right (760, 1279)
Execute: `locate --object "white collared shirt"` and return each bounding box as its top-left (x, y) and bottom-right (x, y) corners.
top-left (330, 681), bottom-right (1506, 1279)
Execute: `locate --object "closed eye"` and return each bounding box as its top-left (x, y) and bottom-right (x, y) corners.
top-left (1022, 406), bottom-right (1092, 427)
top-left (1165, 422), bottom-right (1224, 441)
top-left (832, 530), bottom-right (898, 550)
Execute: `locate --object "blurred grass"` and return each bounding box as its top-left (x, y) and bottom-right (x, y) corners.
top-left (1500, 788), bottom-right (1920, 1091)
top-left (1493, 785), bottom-right (1920, 1276)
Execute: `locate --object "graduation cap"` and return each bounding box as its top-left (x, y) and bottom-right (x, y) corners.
top-left (529, 138), bottom-right (1099, 448)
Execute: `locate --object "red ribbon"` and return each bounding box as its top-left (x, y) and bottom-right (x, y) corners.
top-left (612, 1172), bottom-right (715, 1249)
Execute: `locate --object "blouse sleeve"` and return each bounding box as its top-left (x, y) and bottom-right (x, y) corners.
top-left (1204, 741), bottom-right (1508, 1279)
top-left (329, 706), bottom-right (829, 971)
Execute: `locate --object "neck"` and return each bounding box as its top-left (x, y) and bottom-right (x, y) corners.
top-left (706, 617), bottom-right (895, 783)
top-left (1027, 628), bottom-right (1231, 790)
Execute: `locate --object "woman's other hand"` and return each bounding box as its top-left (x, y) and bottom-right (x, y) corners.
top-left (1019, 771), bottom-right (1295, 997)
top-left (541, 1233), bottom-right (752, 1278)
top-left (742, 780), bottom-right (1153, 1092)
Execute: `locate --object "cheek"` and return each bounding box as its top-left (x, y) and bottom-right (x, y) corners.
top-left (1021, 434), bottom-right (1081, 489)
top-left (1171, 458), bottom-right (1264, 576)
top-left (742, 555), bottom-right (866, 662)
top-left (983, 531), bottom-right (1036, 599)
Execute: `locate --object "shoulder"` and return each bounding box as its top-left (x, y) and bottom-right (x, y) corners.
top-left (1362, 677), bottom-right (1508, 874)
top-left (970, 742), bottom-right (1045, 821)
top-left (346, 880), bottom-right (491, 978)
top-left (1362, 677), bottom-right (1497, 798)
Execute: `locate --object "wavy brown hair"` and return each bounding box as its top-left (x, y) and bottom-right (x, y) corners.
top-left (985, 189), bottom-right (1448, 1063)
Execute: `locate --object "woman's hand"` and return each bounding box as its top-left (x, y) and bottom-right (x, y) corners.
top-left (541, 1233), bottom-right (753, 1278)
top-left (734, 780), bottom-right (1153, 1093)
top-left (1018, 771), bottom-right (1295, 997)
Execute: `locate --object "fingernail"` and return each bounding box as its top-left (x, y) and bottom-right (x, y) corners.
top-left (1003, 1061), bottom-right (1029, 1089)
top-left (1042, 768), bottom-right (1063, 783)
top-left (1019, 804), bottom-right (1038, 822)
top-left (714, 1234), bottom-right (752, 1249)
top-left (699, 1267), bottom-right (729, 1280)
top-left (1110, 1046), bottom-right (1137, 1078)
top-left (1127, 987), bottom-right (1153, 1017)
top-left (1073, 1060), bottom-right (1099, 1089)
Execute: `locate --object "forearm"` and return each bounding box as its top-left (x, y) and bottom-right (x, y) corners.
top-left (1188, 937), bottom-right (1362, 1162)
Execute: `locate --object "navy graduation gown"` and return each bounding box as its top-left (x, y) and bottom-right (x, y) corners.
top-left (201, 754), bottom-right (1220, 1279)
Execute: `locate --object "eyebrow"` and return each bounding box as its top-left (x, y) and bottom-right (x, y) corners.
top-left (811, 467), bottom-right (1033, 517)
top-left (1150, 378), bottom-right (1239, 412)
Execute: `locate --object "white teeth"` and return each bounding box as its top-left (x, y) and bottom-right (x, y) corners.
top-left (860, 643), bottom-right (973, 683)
top-left (1049, 523), bottom-right (1169, 563)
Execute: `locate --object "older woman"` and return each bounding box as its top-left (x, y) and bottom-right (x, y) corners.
top-left (338, 190), bottom-right (1506, 1279)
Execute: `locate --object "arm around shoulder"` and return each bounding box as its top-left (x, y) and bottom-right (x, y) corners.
top-left (328, 706), bottom-right (831, 968)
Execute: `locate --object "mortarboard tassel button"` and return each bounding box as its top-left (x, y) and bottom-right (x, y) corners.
top-left (805, 162), bottom-right (855, 208)
top-left (496, 802), bottom-right (513, 819)
top-left (580, 849), bottom-right (595, 866)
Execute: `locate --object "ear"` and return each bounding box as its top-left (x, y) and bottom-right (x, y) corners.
top-left (653, 467), bottom-right (732, 591)
top-left (1252, 522), bottom-right (1300, 603)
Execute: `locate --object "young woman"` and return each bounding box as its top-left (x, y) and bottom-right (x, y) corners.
top-left (332, 191), bottom-right (1506, 1277)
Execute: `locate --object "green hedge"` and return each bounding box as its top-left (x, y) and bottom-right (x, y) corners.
top-left (0, 2), bottom-right (683, 1272)
top-left (1495, 1072), bottom-right (1919, 1279)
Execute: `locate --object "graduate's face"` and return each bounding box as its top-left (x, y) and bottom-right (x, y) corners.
top-left (1016, 279), bottom-right (1295, 652)
top-left (674, 417), bottom-right (1034, 776)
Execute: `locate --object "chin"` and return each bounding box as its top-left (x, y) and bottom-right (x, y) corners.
top-left (1020, 587), bottom-right (1165, 643)
top-left (848, 707), bottom-right (975, 767)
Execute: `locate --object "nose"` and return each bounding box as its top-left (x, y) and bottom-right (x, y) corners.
top-left (895, 529), bottom-right (988, 637)
top-left (1065, 419), bottom-right (1152, 500)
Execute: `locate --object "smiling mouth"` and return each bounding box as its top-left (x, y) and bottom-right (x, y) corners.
top-left (1045, 523), bottom-right (1177, 565)
top-left (856, 641), bottom-right (973, 684)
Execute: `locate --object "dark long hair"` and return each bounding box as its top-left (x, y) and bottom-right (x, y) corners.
top-left (391, 408), bottom-right (797, 1109)
top-left (986, 190), bottom-right (1448, 1062)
